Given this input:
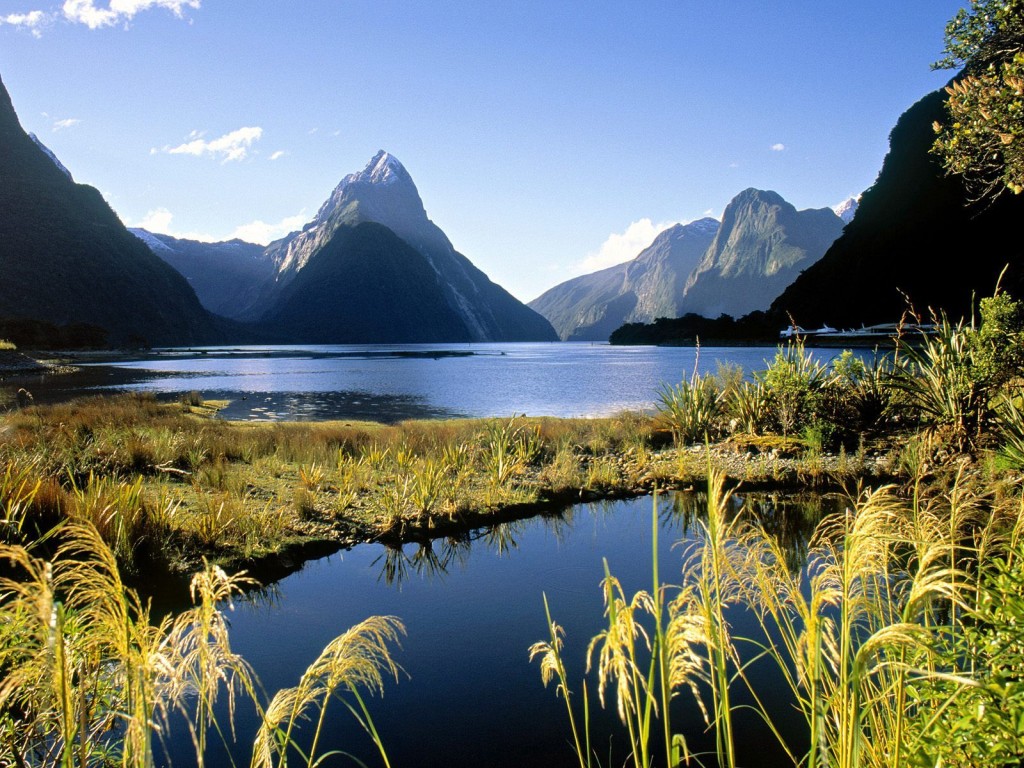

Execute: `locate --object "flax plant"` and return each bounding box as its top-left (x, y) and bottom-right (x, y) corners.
top-left (675, 466), bottom-right (745, 768)
top-left (657, 373), bottom-right (722, 446)
top-left (738, 480), bottom-right (981, 768)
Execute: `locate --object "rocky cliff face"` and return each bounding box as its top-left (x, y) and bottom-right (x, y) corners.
top-left (771, 88), bottom-right (1024, 327)
top-left (528, 218), bottom-right (719, 341)
top-left (680, 189), bottom-right (845, 319)
top-left (0, 73), bottom-right (220, 346)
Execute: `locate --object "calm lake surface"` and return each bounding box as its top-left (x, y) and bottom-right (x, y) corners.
top-left (15, 342), bottom-right (851, 422)
top-left (162, 491), bottom-right (835, 768)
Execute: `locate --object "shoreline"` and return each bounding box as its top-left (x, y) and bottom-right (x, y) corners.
top-left (0, 391), bottom-right (910, 586)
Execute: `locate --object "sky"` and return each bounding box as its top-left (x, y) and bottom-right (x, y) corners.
top-left (1, 0), bottom-right (966, 302)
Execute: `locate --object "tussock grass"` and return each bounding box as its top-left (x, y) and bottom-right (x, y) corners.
top-left (534, 464), bottom-right (1024, 768)
top-left (0, 520), bottom-right (403, 767)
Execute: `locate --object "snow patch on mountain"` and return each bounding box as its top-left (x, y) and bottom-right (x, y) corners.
top-left (29, 133), bottom-right (73, 181)
top-left (833, 196), bottom-right (860, 223)
top-left (129, 228), bottom-right (175, 253)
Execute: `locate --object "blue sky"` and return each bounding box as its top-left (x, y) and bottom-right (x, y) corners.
top-left (1, 1), bottom-right (964, 302)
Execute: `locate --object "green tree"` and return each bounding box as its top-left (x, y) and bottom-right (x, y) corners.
top-left (932, 0), bottom-right (1024, 197)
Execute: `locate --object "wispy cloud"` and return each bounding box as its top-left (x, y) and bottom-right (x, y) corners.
top-left (61, 0), bottom-right (199, 29)
top-left (52, 117), bottom-right (81, 131)
top-left (770, 143), bottom-right (786, 152)
top-left (132, 207), bottom-right (307, 245)
top-left (576, 218), bottom-right (679, 273)
top-left (269, 150), bottom-right (286, 161)
top-left (159, 126), bottom-right (263, 163)
top-left (230, 212), bottom-right (307, 244)
top-left (0, 10), bottom-right (50, 36)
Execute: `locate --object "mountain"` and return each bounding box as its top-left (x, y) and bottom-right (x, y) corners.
top-left (680, 189), bottom-right (845, 319)
top-left (254, 151), bottom-right (557, 342)
top-left (29, 133), bottom-right (73, 181)
top-left (771, 87), bottom-right (1024, 328)
top-left (528, 218), bottom-right (719, 341)
top-left (129, 230), bottom-right (273, 320)
top-left (833, 196), bottom-right (859, 223)
top-left (0, 72), bottom-right (220, 346)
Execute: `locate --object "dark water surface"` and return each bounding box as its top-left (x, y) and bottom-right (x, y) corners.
top-left (6, 343), bottom-right (850, 422)
top-left (160, 491), bottom-right (837, 768)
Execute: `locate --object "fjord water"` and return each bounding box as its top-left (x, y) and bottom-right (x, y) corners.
top-left (163, 492), bottom-right (832, 768)
top-left (57, 342), bottom-right (849, 421)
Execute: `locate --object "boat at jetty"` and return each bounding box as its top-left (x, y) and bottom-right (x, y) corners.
top-left (779, 322), bottom-right (935, 346)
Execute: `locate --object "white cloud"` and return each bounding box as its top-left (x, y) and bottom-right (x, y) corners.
top-left (770, 143), bottom-right (786, 152)
top-left (62, 0), bottom-right (199, 29)
top-left (53, 117), bottom-right (81, 131)
top-left (1, 10), bottom-right (49, 36)
top-left (269, 150), bottom-right (286, 161)
top-left (229, 212), bottom-right (307, 245)
top-left (161, 126), bottom-right (263, 163)
top-left (576, 218), bottom-right (679, 273)
top-left (136, 207), bottom-right (174, 232)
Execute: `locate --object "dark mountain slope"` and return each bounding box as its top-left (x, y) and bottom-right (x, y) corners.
top-left (771, 88), bottom-right (1024, 327)
top-left (258, 222), bottom-right (473, 342)
top-left (0, 73), bottom-right (219, 346)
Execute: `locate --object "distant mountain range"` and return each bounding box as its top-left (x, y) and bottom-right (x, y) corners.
top-left (8, 62), bottom-right (1019, 350)
top-left (530, 189), bottom-right (844, 340)
top-left (127, 230), bottom-right (273, 320)
top-left (1, 68), bottom-right (554, 346)
top-left (527, 218), bottom-right (719, 341)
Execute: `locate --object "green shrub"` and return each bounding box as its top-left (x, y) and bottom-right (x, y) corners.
top-left (657, 372), bottom-right (722, 445)
top-left (756, 340), bottom-right (827, 436)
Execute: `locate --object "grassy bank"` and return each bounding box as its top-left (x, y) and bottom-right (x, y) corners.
top-left (0, 390), bottom-right (899, 575)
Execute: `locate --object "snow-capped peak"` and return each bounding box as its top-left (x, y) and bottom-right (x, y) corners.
top-left (832, 196), bottom-right (860, 224)
top-left (342, 150), bottom-right (409, 188)
top-left (687, 217), bottom-right (721, 234)
top-left (129, 228), bottom-right (175, 254)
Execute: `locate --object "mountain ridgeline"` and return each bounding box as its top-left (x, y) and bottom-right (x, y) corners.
top-left (132, 152), bottom-right (557, 343)
top-left (0, 73), bottom-right (223, 346)
top-left (527, 219), bottom-right (719, 341)
top-left (530, 190), bottom-right (845, 341)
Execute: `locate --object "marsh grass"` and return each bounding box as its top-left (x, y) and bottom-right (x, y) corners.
top-left (0, 521), bottom-right (403, 768)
